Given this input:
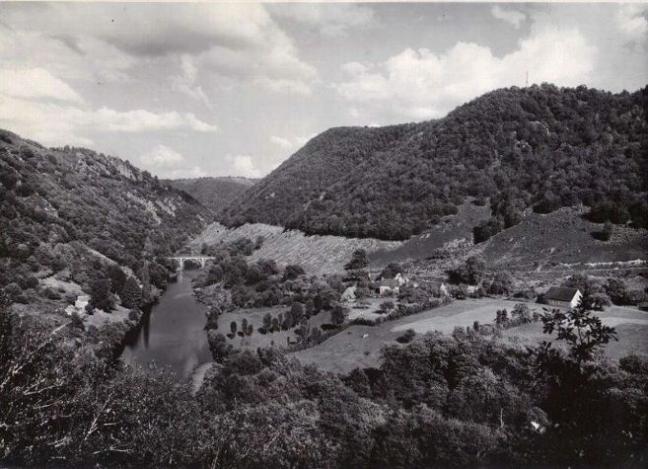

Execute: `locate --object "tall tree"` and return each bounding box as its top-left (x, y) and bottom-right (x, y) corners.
top-left (539, 292), bottom-right (617, 365)
top-left (121, 276), bottom-right (142, 309)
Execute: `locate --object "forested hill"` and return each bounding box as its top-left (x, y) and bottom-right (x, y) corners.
top-left (221, 84), bottom-right (648, 240)
top-left (166, 176), bottom-right (257, 214)
top-left (0, 129), bottom-right (209, 305)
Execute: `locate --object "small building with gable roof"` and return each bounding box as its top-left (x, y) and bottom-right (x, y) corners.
top-left (544, 287), bottom-right (582, 309)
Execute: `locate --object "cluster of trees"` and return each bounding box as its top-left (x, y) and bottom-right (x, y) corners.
top-left (200, 240), bottom-right (356, 357)
top-left (447, 256), bottom-right (487, 285)
top-left (560, 274), bottom-right (647, 307)
top-left (222, 85), bottom-right (648, 240)
top-left (2, 289), bottom-right (646, 468)
top-left (494, 303), bottom-right (536, 329)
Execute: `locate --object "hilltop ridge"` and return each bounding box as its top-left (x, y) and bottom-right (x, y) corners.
top-left (221, 84), bottom-right (648, 240)
top-left (166, 176), bottom-right (257, 214)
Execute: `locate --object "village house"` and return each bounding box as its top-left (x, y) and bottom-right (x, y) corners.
top-left (374, 272), bottom-right (414, 296)
top-left (375, 278), bottom-right (400, 296)
top-left (544, 287), bottom-right (582, 309)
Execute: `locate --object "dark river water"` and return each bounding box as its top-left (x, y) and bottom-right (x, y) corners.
top-left (120, 270), bottom-right (212, 381)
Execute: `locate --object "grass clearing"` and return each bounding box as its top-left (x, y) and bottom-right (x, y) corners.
top-left (291, 298), bottom-right (648, 374)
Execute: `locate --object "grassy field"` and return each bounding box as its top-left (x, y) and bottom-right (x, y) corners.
top-left (290, 298), bottom-right (648, 374)
top-left (502, 304), bottom-right (648, 360)
top-left (290, 298), bottom-right (525, 374)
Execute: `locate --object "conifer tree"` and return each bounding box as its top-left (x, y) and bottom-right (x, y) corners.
top-left (121, 276), bottom-right (142, 309)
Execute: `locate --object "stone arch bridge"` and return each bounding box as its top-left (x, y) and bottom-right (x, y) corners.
top-left (166, 256), bottom-right (214, 270)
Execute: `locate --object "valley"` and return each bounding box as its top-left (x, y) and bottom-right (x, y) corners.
top-left (2, 84), bottom-right (648, 469)
top-left (3, 2), bottom-right (648, 466)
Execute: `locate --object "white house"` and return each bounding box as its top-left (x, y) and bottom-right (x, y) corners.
top-left (544, 287), bottom-right (582, 309)
top-left (376, 279), bottom-right (400, 296)
top-left (341, 285), bottom-right (357, 302)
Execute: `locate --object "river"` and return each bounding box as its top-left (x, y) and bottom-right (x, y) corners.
top-left (120, 270), bottom-right (212, 382)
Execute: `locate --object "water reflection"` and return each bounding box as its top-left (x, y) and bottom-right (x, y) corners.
top-left (120, 270), bottom-right (212, 380)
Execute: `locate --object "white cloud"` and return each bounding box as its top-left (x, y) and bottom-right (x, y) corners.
top-left (90, 108), bottom-right (218, 133)
top-left (138, 144), bottom-right (206, 179)
top-left (0, 27), bottom-right (135, 84)
top-left (225, 154), bottom-right (262, 178)
top-left (270, 4), bottom-right (376, 37)
top-left (491, 6), bottom-right (526, 29)
top-left (615, 4), bottom-right (648, 42)
top-left (335, 26), bottom-right (596, 121)
top-left (0, 67), bottom-right (84, 104)
top-left (0, 91), bottom-right (218, 147)
top-left (171, 55), bottom-right (212, 108)
top-left (140, 144), bottom-right (184, 167)
top-left (1, 3), bottom-right (317, 96)
top-left (270, 135), bottom-right (310, 151)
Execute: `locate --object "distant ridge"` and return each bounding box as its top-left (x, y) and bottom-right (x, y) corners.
top-left (221, 84), bottom-right (648, 240)
top-left (166, 176), bottom-right (257, 214)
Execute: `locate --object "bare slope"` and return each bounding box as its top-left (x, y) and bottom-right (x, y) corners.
top-left (190, 222), bottom-right (401, 275)
top-left (479, 207), bottom-right (648, 271)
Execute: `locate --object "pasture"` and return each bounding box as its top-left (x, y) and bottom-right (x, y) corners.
top-left (502, 304), bottom-right (648, 360)
top-left (290, 298), bottom-right (648, 374)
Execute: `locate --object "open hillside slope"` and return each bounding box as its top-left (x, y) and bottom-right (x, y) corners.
top-left (166, 176), bottom-right (257, 214)
top-left (222, 84), bottom-right (648, 240)
top-left (0, 129), bottom-right (209, 312)
top-left (190, 222), bottom-right (401, 275)
top-left (478, 207), bottom-right (648, 271)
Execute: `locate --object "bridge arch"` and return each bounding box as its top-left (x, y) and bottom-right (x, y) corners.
top-left (166, 256), bottom-right (214, 271)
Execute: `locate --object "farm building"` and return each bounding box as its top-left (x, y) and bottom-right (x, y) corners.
top-left (374, 272), bottom-right (412, 296)
top-left (376, 278), bottom-right (400, 296)
top-left (544, 287), bottom-right (582, 309)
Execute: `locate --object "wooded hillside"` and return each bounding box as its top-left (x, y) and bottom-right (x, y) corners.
top-left (167, 176), bottom-right (257, 214)
top-left (0, 129), bottom-right (209, 306)
top-left (222, 84), bottom-right (648, 240)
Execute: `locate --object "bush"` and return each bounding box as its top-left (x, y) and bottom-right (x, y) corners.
top-left (604, 278), bottom-right (636, 305)
top-left (282, 264), bottom-right (305, 281)
top-left (396, 329), bottom-right (416, 344)
top-left (473, 217), bottom-right (503, 243)
top-left (89, 276), bottom-right (114, 312)
top-left (487, 272), bottom-right (514, 295)
top-left (345, 249), bottom-right (368, 271)
top-left (448, 256), bottom-right (486, 285)
top-left (331, 304), bottom-right (349, 325)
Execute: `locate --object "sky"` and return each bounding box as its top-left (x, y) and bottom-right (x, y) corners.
top-left (0, 2), bottom-right (646, 179)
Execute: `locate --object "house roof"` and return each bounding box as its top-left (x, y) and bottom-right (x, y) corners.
top-left (545, 287), bottom-right (580, 302)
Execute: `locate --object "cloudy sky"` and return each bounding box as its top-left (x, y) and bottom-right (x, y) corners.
top-left (1, 2), bottom-right (646, 179)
